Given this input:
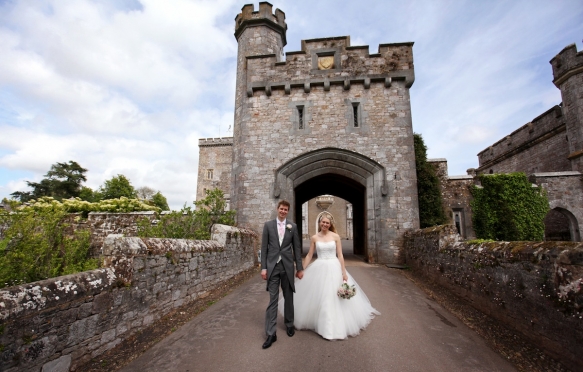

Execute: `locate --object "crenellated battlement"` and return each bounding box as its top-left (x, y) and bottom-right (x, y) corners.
top-left (198, 137), bottom-right (233, 147)
top-left (477, 105), bottom-right (567, 171)
top-left (550, 43), bottom-right (583, 87)
top-left (244, 37), bottom-right (414, 97)
top-left (235, 2), bottom-right (287, 45)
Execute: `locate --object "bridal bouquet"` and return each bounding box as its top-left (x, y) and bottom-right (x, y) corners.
top-left (337, 282), bottom-right (356, 300)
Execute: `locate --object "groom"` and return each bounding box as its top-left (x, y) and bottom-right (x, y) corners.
top-left (260, 200), bottom-right (304, 349)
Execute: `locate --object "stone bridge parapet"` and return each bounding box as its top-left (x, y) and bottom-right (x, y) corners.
top-left (404, 225), bottom-right (583, 371)
top-left (0, 224), bottom-right (257, 372)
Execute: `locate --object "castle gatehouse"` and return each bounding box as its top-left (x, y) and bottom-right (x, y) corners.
top-left (201, 3), bottom-right (420, 263)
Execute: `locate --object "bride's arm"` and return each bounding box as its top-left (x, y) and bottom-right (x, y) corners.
top-left (336, 235), bottom-right (348, 282)
top-left (303, 237), bottom-right (316, 268)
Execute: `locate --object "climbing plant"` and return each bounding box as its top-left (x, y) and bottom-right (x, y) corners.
top-left (470, 173), bottom-right (549, 241)
top-left (414, 133), bottom-right (447, 228)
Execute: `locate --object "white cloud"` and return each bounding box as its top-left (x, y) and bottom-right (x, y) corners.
top-left (0, 0), bottom-right (582, 209)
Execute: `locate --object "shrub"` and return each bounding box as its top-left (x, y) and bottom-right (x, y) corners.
top-left (0, 205), bottom-right (98, 288)
top-left (12, 196), bottom-right (160, 215)
top-left (138, 188), bottom-right (235, 240)
top-left (470, 173), bottom-right (549, 241)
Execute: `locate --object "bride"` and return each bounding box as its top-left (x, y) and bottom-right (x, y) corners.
top-left (280, 214), bottom-right (380, 340)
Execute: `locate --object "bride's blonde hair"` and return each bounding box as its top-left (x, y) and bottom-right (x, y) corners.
top-left (318, 214), bottom-right (337, 233)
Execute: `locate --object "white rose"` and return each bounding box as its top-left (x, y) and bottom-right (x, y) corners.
top-left (286, 224), bottom-right (292, 230)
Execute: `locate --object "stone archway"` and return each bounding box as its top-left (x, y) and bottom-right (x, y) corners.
top-left (544, 207), bottom-right (581, 242)
top-left (272, 147), bottom-right (389, 262)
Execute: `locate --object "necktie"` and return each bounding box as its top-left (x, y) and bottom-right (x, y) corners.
top-left (278, 222), bottom-right (284, 239)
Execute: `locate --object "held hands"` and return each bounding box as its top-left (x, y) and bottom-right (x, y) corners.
top-left (296, 270), bottom-right (304, 280)
top-left (261, 269), bottom-right (267, 280)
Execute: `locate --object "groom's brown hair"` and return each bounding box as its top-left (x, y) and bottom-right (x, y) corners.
top-left (277, 200), bottom-right (290, 209)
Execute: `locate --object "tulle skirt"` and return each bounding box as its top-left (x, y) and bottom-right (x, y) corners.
top-left (279, 257), bottom-right (380, 340)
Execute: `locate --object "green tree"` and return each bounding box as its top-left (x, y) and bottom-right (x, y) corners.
top-left (10, 161), bottom-right (88, 202)
top-left (99, 174), bottom-right (137, 200)
top-left (470, 173), bottom-right (549, 241)
top-left (194, 188), bottom-right (235, 235)
top-left (414, 133), bottom-right (447, 228)
top-left (151, 191), bottom-right (170, 211)
top-left (79, 186), bottom-right (100, 202)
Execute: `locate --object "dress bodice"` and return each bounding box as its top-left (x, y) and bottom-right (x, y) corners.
top-left (316, 241), bottom-right (337, 259)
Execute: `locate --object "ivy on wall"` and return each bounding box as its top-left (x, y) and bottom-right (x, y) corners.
top-left (470, 173), bottom-right (549, 241)
top-left (414, 133), bottom-right (447, 228)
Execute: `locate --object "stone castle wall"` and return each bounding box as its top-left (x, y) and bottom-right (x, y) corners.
top-left (404, 225), bottom-right (583, 372)
top-left (196, 137), bottom-right (233, 202)
top-left (429, 159), bottom-right (476, 239)
top-left (476, 106), bottom-right (569, 174)
top-left (529, 172), bottom-right (583, 241)
top-left (0, 225), bottom-right (257, 372)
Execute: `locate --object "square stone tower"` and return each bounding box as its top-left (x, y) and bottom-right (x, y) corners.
top-left (231, 2), bottom-right (419, 263)
top-left (196, 137), bottom-right (233, 205)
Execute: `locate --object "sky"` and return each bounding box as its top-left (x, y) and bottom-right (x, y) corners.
top-left (0, 0), bottom-right (582, 210)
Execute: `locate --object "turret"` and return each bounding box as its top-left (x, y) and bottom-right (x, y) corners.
top-left (234, 2), bottom-right (287, 48)
top-left (550, 44), bottom-right (583, 172)
top-left (231, 3), bottom-right (287, 221)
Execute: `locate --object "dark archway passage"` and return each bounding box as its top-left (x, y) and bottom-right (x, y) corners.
top-left (544, 207), bottom-right (581, 241)
top-left (274, 147), bottom-right (390, 262)
top-left (294, 173), bottom-right (366, 257)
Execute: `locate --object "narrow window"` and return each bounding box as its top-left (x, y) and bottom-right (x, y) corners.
top-left (352, 103), bottom-right (359, 127)
top-left (298, 106), bottom-right (304, 129)
top-left (207, 169), bottom-right (213, 179)
top-left (453, 210), bottom-right (464, 237)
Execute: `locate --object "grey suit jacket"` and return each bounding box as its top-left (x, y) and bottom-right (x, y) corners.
top-left (260, 219), bottom-right (304, 292)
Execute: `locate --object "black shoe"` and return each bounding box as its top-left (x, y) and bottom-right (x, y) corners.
top-left (262, 334), bottom-right (277, 349)
top-left (286, 327), bottom-right (295, 337)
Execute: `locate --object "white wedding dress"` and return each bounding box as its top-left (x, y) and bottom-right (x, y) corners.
top-left (280, 241), bottom-right (380, 340)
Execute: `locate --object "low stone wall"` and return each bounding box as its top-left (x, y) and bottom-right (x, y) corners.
top-left (0, 224), bottom-right (257, 372)
top-left (404, 225), bottom-right (583, 372)
top-left (64, 212), bottom-right (158, 257)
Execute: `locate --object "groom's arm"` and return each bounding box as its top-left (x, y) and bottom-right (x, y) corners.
top-left (261, 222), bottom-right (269, 280)
top-left (292, 223), bottom-right (303, 272)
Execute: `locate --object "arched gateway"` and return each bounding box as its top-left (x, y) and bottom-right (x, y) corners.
top-left (275, 147), bottom-right (387, 260)
top-left (227, 3), bottom-right (419, 263)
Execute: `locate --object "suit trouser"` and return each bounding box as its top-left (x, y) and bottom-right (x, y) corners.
top-left (265, 261), bottom-right (294, 336)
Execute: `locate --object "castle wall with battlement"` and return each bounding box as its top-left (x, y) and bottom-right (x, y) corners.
top-left (476, 105), bottom-right (570, 174)
top-left (245, 38), bottom-right (414, 97)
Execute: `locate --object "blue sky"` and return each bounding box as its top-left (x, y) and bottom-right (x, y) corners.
top-left (0, 0), bottom-right (582, 210)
